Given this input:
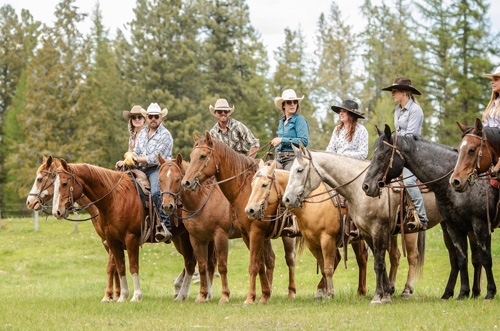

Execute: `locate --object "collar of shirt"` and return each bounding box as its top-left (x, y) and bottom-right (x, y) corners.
top-left (216, 118), bottom-right (235, 132)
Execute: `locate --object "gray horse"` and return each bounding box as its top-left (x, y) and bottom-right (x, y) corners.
top-left (362, 124), bottom-right (497, 300)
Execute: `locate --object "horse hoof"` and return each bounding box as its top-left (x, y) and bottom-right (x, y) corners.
top-left (381, 296), bottom-right (392, 304)
top-left (400, 291), bottom-right (412, 299)
top-left (370, 299), bottom-right (382, 305)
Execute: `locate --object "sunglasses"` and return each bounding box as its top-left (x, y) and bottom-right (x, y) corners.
top-left (215, 109), bottom-right (231, 114)
top-left (285, 100), bottom-right (298, 105)
top-left (148, 115), bottom-right (160, 120)
top-left (131, 116), bottom-right (144, 120)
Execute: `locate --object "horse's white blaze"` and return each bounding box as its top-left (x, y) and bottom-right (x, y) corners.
top-left (166, 168), bottom-right (173, 178)
top-left (52, 175), bottom-right (61, 215)
top-left (459, 140), bottom-right (467, 150)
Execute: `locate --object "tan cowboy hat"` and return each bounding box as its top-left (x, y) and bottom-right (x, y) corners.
top-left (331, 100), bottom-right (366, 119)
top-left (209, 98), bottom-right (234, 117)
top-left (483, 66), bottom-right (500, 79)
top-left (274, 89), bottom-right (305, 110)
top-left (141, 103), bottom-right (168, 118)
top-left (382, 77), bottom-right (421, 95)
top-left (122, 105), bottom-right (145, 121)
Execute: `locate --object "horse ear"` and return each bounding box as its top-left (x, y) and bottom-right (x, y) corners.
top-left (176, 153), bottom-right (183, 165)
top-left (474, 118), bottom-right (483, 133)
top-left (258, 159), bottom-right (265, 168)
top-left (60, 158), bottom-right (69, 171)
top-left (205, 131), bottom-right (212, 143)
top-left (456, 121), bottom-right (469, 133)
top-left (384, 124), bottom-right (392, 140)
top-left (193, 132), bottom-right (200, 142)
top-left (268, 160), bottom-right (276, 174)
top-left (158, 154), bottom-right (165, 165)
top-left (44, 155), bottom-right (52, 167)
top-left (375, 125), bottom-right (383, 136)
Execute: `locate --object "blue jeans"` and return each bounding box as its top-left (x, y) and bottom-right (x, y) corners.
top-left (144, 167), bottom-right (171, 230)
top-left (403, 167), bottom-right (428, 224)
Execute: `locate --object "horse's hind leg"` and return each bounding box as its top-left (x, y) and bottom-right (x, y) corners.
top-left (281, 236), bottom-right (296, 298)
top-left (107, 240), bottom-right (129, 302)
top-left (351, 239), bottom-right (368, 296)
top-left (401, 232), bottom-right (419, 298)
top-left (440, 222), bottom-right (459, 299)
top-left (173, 232), bottom-right (195, 301)
top-left (472, 227), bottom-right (496, 299)
top-left (387, 235), bottom-right (400, 296)
top-left (102, 248), bottom-right (118, 302)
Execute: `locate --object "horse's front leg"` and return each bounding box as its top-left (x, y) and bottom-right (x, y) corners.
top-left (440, 222), bottom-right (459, 299)
top-left (445, 226), bottom-right (471, 300)
top-left (280, 236), bottom-right (296, 298)
top-left (351, 239), bottom-right (368, 296)
top-left (214, 231), bottom-right (230, 304)
top-left (401, 232), bottom-right (420, 298)
top-left (472, 225), bottom-right (496, 299)
top-left (172, 231), bottom-right (195, 301)
top-left (371, 236), bottom-right (391, 304)
top-left (102, 246), bottom-right (119, 302)
top-left (125, 238), bottom-right (142, 302)
top-left (467, 231), bottom-right (482, 298)
top-left (192, 238), bottom-right (211, 303)
top-left (107, 239), bottom-right (129, 302)
top-left (387, 235), bottom-right (400, 296)
top-left (245, 229), bottom-right (270, 304)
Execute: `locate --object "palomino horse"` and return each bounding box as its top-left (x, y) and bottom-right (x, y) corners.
top-left (182, 132), bottom-right (297, 304)
top-left (450, 118), bottom-right (500, 192)
top-left (26, 156), bottom-right (120, 302)
top-left (244, 160), bottom-right (368, 299)
top-left (159, 154), bottom-right (241, 303)
top-left (51, 159), bottom-right (196, 302)
top-left (283, 143), bottom-right (441, 304)
top-left (362, 125), bottom-right (497, 300)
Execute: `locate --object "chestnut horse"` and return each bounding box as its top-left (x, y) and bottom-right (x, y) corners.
top-left (244, 160), bottom-right (368, 299)
top-left (283, 143), bottom-right (441, 304)
top-left (158, 154), bottom-right (241, 303)
top-left (182, 132), bottom-right (297, 304)
top-left (51, 159), bottom-right (195, 302)
top-left (363, 125), bottom-right (497, 300)
top-left (450, 118), bottom-right (500, 192)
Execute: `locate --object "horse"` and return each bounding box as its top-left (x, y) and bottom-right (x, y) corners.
top-left (158, 153), bottom-right (241, 303)
top-left (51, 159), bottom-right (196, 302)
top-left (244, 160), bottom-right (368, 299)
top-left (362, 124), bottom-right (497, 300)
top-left (450, 117), bottom-right (500, 192)
top-left (182, 131), bottom-right (297, 304)
top-left (282, 143), bottom-right (441, 304)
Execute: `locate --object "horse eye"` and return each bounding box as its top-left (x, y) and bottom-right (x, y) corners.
top-left (297, 168), bottom-right (304, 173)
top-left (37, 177), bottom-right (43, 183)
top-left (200, 154), bottom-right (207, 160)
top-left (468, 148), bottom-right (476, 155)
top-left (262, 183), bottom-right (268, 188)
top-left (175, 178), bottom-right (180, 183)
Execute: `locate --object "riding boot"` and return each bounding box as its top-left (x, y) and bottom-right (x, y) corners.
top-left (282, 214), bottom-right (301, 238)
top-left (349, 219), bottom-right (360, 240)
top-left (155, 222), bottom-right (172, 243)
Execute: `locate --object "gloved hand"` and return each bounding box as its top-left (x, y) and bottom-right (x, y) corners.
top-left (123, 151), bottom-right (138, 167)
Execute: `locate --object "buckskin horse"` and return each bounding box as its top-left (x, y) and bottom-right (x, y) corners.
top-left (450, 117), bottom-right (500, 192)
top-left (282, 143), bottom-right (441, 304)
top-left (182, 132), bottom-right (297, 304)
top-left (158, 154), bottom-right (241, 303)
top-left (244, 160), bottom-right (368, 299)
top-left (362, 125), bottom-right (497, 300)
top-left (51, 158), bottom-right (196, 302)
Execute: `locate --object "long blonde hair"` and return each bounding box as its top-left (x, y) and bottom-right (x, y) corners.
top-left (482, 90), bottom-right (500, 120)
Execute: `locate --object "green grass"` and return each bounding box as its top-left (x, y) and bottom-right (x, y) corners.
top-left (1, 217), bottom-right (500, 330)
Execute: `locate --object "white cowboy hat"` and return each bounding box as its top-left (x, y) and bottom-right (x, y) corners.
top-left (122, 105), bottom-right (145, 121)
top-left (483, 66), bottom-right (500, 79)
top-left (274, 89), bottom-right (305, 110)
top-left (141, 103), bottom-right (168, 118)
top-left (209, 98), bottom-right (235, 117)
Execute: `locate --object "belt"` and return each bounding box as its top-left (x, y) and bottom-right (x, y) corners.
top-left (278, 152), bottom-right (295, 157)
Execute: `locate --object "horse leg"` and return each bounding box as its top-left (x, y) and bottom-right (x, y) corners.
top-left (260, 239), bottom-right (274, 303)
top-left (439, 222), bottom-right (459, 299)
top-left (371, 236), bottom-right (391, 304)
top-left (102, 246), bottom-right (117, 302)
top-left (192, 238), bottom-right (211, 303)
top-left (214, 231), bottom-right (230, 304)
top-left (305, 239), bottom-right (329, 300)
top-left (386, 235), bottom-right (400, 296)
top-left (173, 269), bottom-right (186, 299)
top-left (472, 226), bottom-right (496, 299)
top-left (281, 236), bottom-right (296, 298)
top-left (401, 232), bottom-right (419, 298)
top-left (350, 239), bottom-right (368, 296)
top-left (242, 230), bottom-right (270, 304)
top-left (125, 239), bottom-right (142, 302)
top-left (445, 225), bottom-right (471, 300)
top-left (172, 231), bottom-right (195, 301)
top-left (107, 240), bottom-right (129, 302)
top-left (467, 232), bottom-right (482, 298)
top-left (207, 241), bottom-right (216, 301)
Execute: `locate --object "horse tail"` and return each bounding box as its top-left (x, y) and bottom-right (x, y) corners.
top-left (416, 230), bottom-right (426, 277)
top-left (295, 236), bottom-right (306, 257)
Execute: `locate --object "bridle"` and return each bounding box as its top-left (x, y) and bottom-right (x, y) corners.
top-left (461, 131), bottom-right (494, 186)
top-left (250, 170), bottom-right (287, 222)
top-left (28, 169), bottom-right (57, 213)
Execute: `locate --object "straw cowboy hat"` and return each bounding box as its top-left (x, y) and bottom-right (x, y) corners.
top-left (483, 66), bottom-right (500, 79)
top-left (331, 100), bottom-right (366, 119)
top-left (209, 98), bottom-right (234, 117)
top-left (382, 77), bottom-right (421, 95)
top-left (141, 103), bottom-right (168, 118)
top-left (123, 105), bottom-right (145, 121)
top-left (274, 89), bottom-right (305, 110)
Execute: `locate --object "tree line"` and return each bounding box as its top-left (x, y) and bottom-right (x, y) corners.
top-left (0, 0), bottom-right (498, 216)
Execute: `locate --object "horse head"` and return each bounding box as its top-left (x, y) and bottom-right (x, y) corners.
top-left (450, 118), bottom-right (497, 192)
top-left (52, 159), bottom-right (84, 219)
top-left (245, 159), bottom-right (279, 220)
top-left (362, 124), bottom-right (405, 197)
top-left (159, 153), bottom-right (185, 215)
top-left (282, 142), bottom-right (322, 208)
top-left (182, 131), bottom-right (218, 191)
top-left (26, 155), bottom-right (60, 211)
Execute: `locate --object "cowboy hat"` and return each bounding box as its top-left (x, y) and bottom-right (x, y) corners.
top-left (382, 77), bottom-right (421, 95)
top-left (122, 105), bottom-right (145, 121)
top-left (141, 103), bottom-right (168, 118)
top-left (274, 89), bottom-right (305, 110)
top-left (331, 100), bottom-right (366, 119)
top-left (209, 98), bottom-right (234, 117)
top-left (483, 66), bottom-right (500, 79)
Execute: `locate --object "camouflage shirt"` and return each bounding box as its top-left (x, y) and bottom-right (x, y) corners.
top-left (209, 118), bottom-right (259, 155)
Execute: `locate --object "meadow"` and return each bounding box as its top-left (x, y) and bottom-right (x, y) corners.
top-left (1, 216), bottom-right (499, 330)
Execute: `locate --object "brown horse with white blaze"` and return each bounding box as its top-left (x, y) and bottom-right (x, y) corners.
top-left (245, 160), bottom-right (368, 299)
top-left (51, 159), bottom-right (195, 302)
top-left (182, 132), bottom-right (297, 304)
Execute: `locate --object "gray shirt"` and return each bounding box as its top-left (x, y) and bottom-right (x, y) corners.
top-left (394, 99), bottom-right (423, 136)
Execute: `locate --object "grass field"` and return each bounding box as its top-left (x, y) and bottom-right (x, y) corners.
top-left (1, 216), bottom-right (500, 330)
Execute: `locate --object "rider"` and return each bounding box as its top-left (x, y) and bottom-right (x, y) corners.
top-left (117, 102), bottom-right (174, 243)
top-left (382, 77), bottom-right (428, 231)
top-left (482, 66), bottom-right (500, 128)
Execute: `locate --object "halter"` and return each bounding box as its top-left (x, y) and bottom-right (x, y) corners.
top-left (462, 131), bottom-right (494, 186)
top-left (379, 134), bottom-right (404, 188)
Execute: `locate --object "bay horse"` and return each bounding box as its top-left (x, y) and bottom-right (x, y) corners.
top-left (51, 159), bottom-right (196, 302)
top-left (244, 160), bottom-right (368, 299)
top-left (282, 143), bottom-right (441, 304)
top-left (158, 154), bottom-right (241, 303)
top-left (182, 131), bottom-right (297, 304)
top-left (450, 117), bottom-right (500, 192)
top-left (362, 124), bottom-right (497, 300)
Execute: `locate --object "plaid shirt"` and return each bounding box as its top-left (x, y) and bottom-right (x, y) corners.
top-left (133, 124), bottom-right (173, 166)
top-left (210, 118), bottom-right (259, 155)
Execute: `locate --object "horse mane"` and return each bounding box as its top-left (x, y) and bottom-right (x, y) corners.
top-left (204, 137), bottom-right (258, 173)
top-left (72, 163), bottom-right (130, 196)
top-left (484, 127), bottom-right (500, 153)
top-left (398, 135), bottom-right (458, 155)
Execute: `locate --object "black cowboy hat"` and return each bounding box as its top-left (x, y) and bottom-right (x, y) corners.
top-left (331, 100), bottom-right (365, 119)
top-left (382, 77), bottom-right (421, 95)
